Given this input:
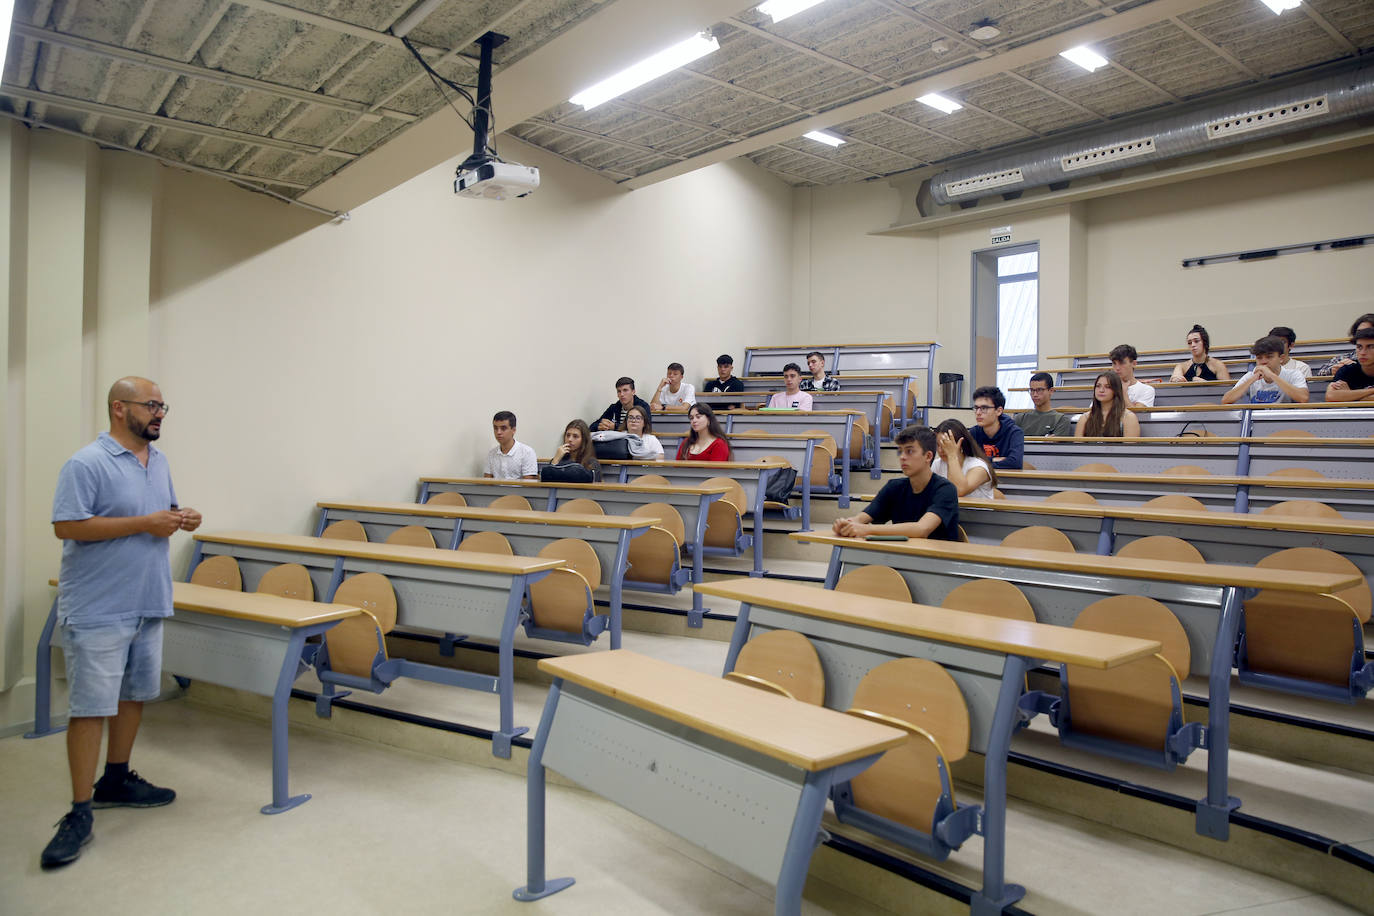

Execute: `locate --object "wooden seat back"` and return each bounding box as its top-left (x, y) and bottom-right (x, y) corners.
top-left (489, 494), bottom-right (532, 511)
top-left (1117, 536), bottom-right (1205, 565)
top-left (556, 498), bottom-right (604, 515)
top-left (325, 573), bottom-right (397, 679)
top-left (1163, 465), bottom-right (1211, 476)
top-left (625, 527), bottom-right (681, 587)
top-left (255, 563), bottom-right (314, 601)
top-left (321, 519), bottom-right (367, 542)
top-left (1066, 596), bottom-right (1190, 751)
top-left (1001, 525), bottom-right (1076, 553)
top-left (880, 399), bottom-right (895, 437)
top-left (846, 658), bottom-right (970, 833)
top-left (703, 477), bottom-right (747, 513)
top-left (1266, 467), bottom-right (1326, 479)
top-left (629, 474), bottom-right (671, 488)
top-left (631, 502), bottom-right (685, 546)
top-left (457, 530), bottom-right (514, 555)
top-left (425, 491), bottom-right (467, 506)
top-left (385, 525), bottom-right (436, 548)
top-left (724, 630), bottom-right (825, 705)
top-left (528, 539), bottom-right (602, 634)
top-left (1261, 500), bottom-right (1343, 520)
top-left (1075, 463), bottom-right (1117, 474)
top-left (1245, 548), bottom-right (1369, 687)
top-left (940, 579), bottom-right (1036, 623)
top-left (701, 477), bottom-right (745, 549)
top-left (836, 565), bottom-right (911, 602)
top-left (1143, 494), bottom-right (1209, 512)
top-left (190, 555), bottom-right (242, 591)
top-left (808, 439), bottom-right (837, 487)
top-left (1043, 489), bottom-right (1097, 506)
top-left (801, 428), bottom-right (839, 457)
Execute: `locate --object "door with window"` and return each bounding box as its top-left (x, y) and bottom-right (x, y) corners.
top-left (972, 244), bottom-right (1039, 411)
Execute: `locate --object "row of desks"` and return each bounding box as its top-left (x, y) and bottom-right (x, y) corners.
top-left (1023, 376), bottom-right (1336, 407)
top-left (1054, 337), bottom-right (1344, 370)
top-left (1023, 435), bottom-right (1374, 484)
top-left (1049, 403), bottom-right (1374, 439)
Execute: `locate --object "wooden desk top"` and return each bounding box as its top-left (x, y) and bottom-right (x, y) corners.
top-left (1049, 338), bottom-right (1345, 361)
top-left (419, 477), bottom-right (730, 496)
top-left (959, 497), bottom-right (1374, 538)
top-left (748, 340), bottom-right (936, 351)
top-left (316, 500), bottom-right (654, 531)
top-left (997, 469), bottom-right (1374, 491)
top-left (539, 650), bottom-right (905, 772)
top-left (732, 373), bottom-right (915, 382)
top-left (1029, 378), bottom-right (1334, 393)
top-left (791, 533), bottom-right (1361, 593)
top-left (720, 409), bottom-right (863, 417)
top-left (694, 579), bottom-right (1161, 669)
top-left (1027, 435), bottom-right (1374, 446)
top-left (173, 581), bottom-right (361, 627)
top-left (599, 458), bottom-right (790, 470)
top-left (194, 531), bottom-right (564, 575)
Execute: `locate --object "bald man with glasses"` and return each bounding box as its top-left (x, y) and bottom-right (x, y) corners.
top-left (42, 377), bottom-right (202, 869)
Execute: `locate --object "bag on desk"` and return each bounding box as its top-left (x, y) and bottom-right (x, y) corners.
top-left (763, 467), bottom-right (798, 504)
top-left (590, 431), bottom-right (633, 461)
top-left (541, 462), bottom-right (595, 484)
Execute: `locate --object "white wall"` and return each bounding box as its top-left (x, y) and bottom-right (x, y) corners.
top-left (0, 132), bottom-right (793, 732)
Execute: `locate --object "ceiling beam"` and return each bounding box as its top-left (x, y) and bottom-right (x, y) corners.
top-left (621, 0), bottom-right (1215, 190)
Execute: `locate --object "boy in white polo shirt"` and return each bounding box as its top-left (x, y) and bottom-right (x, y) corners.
top-left (484, 410), bottom-right (538, 479)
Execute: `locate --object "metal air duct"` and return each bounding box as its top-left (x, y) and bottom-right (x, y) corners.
top-left (929, 63), bottom-right (1374, 207)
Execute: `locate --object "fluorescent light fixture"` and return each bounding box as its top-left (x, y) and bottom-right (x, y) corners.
top-left (803, 130), bottom-right (845, 147)
top-left (1060, 46), bottom-right (1109, 72)
top-left (0, 0), bottom-right (14, 77)
top-left (757, 0), bottom-right (827, 23)
top-left (569, 32), bottom-right (719, 110)
top-left (1260, 0), bottom-right (1300, 12)
top-left (917, 93), bottom-right (962, 114)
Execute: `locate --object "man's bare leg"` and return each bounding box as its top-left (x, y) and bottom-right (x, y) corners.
top-left (105, 700), bottom-right (143, 765)
top-left (66, 716), bottom-right (105, 803)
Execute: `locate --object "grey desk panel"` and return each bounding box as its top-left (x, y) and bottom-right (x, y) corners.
top-left (337, 558), bottom-right (518, 636)
top-left (1024, 442), bottom-right (1239, 475)
top-left (542, 685), bottom-right (803, 885)
top-left (958, 506), bottom-right (1107, 553)
top-left (162, 610), bottom-right (294, 695)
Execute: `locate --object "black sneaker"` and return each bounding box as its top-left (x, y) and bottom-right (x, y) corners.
top-left (41, 809), bottom-right (93, 869)
top-left (91, 770), bottom-right (176, 809)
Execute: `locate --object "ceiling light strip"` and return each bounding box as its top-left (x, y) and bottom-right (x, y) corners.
top-left (570, 32), bottom-right (720, 110)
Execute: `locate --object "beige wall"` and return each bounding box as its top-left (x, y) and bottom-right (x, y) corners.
top-left (0, 132), bottom-right (792, 733)
top-left (791, 145), bottom-right (1374, 382)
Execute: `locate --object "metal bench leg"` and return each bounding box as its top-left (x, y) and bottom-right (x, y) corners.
top-left (263, 629), bottom-right (313, 814)
top-left (1197, 585), bottom-right (1243, 839)
top-left (494, 578), bottom-right (532, 759)
top-left (514, 683), bottom-right (574, 902)
top-left (25, 596), bottom-right (65, 739)
top-left (972, 655), bottom-right (1029, 916)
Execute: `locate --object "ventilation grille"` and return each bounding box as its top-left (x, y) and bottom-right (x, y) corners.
top-left (1061, 137), bottom-right (1157, 172)
top-left (1206, 95), bottom-right (1328, 140)
top-left (943, 167), bottom-right (1024, 198)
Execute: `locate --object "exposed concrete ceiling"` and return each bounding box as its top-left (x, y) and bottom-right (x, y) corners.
top-left (3, 0), bottom-right (1369, 214)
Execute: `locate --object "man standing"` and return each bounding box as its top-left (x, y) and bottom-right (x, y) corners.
top-left (767, 363), bottom-right (814, 410)
top-left (970, 386), bottom-right (1025, 469)
top-left (594, 378), bottom-right (651, 431)
top-left (650, 363), bottom-right (696, 412)
top-left (1013, 373), bottom-right (1075, 437)
top-left (1109, 345), bottom-right (1156, 408)
top-left (703, 355), bottom-right (745, 410)
top-left (484, 410), bottom-right (537, 479)
top-left (832, 426), bottom-right (959, 540)
top-left (800, 351), bottom-right (839, 392)
top-left (43, 377), bottom-right (202, 868)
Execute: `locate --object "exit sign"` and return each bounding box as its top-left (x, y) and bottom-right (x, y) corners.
top-left (991, 225), bottom-right (1012, 244)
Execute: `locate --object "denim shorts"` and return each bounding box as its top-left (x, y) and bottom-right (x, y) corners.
top-left (61, 617), bottom-right (164, 718)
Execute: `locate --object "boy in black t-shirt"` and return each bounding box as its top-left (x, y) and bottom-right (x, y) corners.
top-left (1327, 328), bottom-right (1374, 402)
top-left (832, 425), bottom-right (960, 541)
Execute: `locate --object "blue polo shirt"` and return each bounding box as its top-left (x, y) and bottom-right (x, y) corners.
top-left (52, 432), bottom-right (178, 626)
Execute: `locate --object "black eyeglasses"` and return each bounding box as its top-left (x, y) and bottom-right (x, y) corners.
top-left (1028, 387), bottom-right (1050, 393)
top-left (117, 399), bottom-right (170, 415)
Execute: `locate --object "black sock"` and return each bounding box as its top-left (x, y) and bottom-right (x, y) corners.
top-left (102, 761), bottom-right (129, 784)
top-left (71, 799), bottom-right (92, 816)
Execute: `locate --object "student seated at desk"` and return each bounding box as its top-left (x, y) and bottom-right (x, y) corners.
top-left (933, 419), bottom-right (996, 499)
top-left (590, 405), bottom-right (664, 460)
top-left (1076, 373), bottom-right (1142, 438)
top-left (1321, 314), bottom-right (1374, 375)
top-left (542, 419), bottom-right (602, 483)
top-left (485, 410), bottom-right (538, 480)
top-left (1268, 326), bottom-right (1312, 379)
top-left (800, 351), bottom-right (840, 392)
top-left (1326, 327), bottom-right (1374, 402)
top-left (1014, 372), bottom-right (1076, 437)
top-left (1222, 336), bottom-right (1309, 405)
top-left (594, 377), bottom-right (652, 432)
top-left (1110, 344), bottom-right (1155, 407)
top-left (650, 362), bottom-right (696, 412)
top-left (704, 353), bottom-right (745, 410)
top-left (971, 386), bottom-right (1025, 469)
top-left (767, 363), bottom-right (814, 410)
top-left (1169, 325), bottom-right (1231, 383)
top-left (832, 425), bottom-right (959, 541)
top-left (675, 403), bottom-right (732, 461)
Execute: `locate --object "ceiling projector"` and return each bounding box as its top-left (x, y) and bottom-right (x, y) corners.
top-left (454, 161), bottom-right (540, 200)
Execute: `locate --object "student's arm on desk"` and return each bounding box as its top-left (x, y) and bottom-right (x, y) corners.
top-left (1324, 380), bottom-right (1374, 401)
top-left (832, 512), bottom-right (943, 539)
top-left (1221, 372), bottom-right (1253, 405)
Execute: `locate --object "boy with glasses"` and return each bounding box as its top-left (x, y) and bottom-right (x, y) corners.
top-left (970, 386), bottom-right (1024, 469)
top-left (1013, 373), bottom-right (1075, 437)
